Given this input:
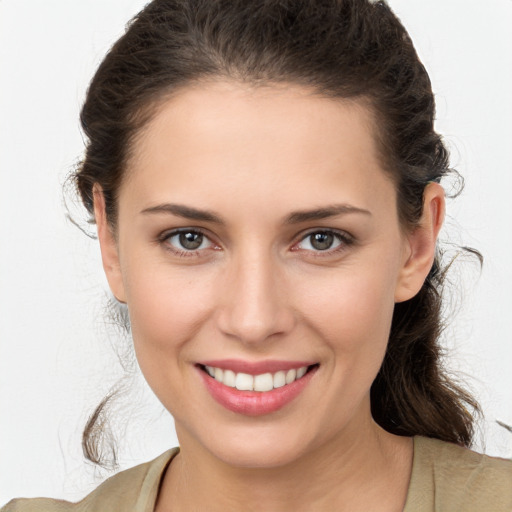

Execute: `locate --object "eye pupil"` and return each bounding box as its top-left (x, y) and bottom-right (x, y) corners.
top-left (179, 232), bottom-right (203, 250)
top-left (310, 232), bottom-right (334, 250)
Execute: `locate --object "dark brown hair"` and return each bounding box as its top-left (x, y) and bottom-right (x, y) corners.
top-left (76, 0), bottom-right (480, 466)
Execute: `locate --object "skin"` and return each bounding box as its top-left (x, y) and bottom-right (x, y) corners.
top-left (95, 81), bottom-right (445, 511)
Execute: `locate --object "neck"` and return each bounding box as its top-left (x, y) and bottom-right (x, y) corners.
top-left (156, 418), bottom-right (413, 512)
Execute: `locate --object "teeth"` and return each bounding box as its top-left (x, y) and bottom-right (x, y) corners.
top-left (235, 372), bottom-right (254, 391)
top-left (254, 373), bottom-right (273, 392)
top-left (214, 367), bottom-right (224, 381)
top-left (273, 370), bottom-right (286, 388)
top-left (205, 365), bottom-right (311, 392)
top-left (297, 366), bottom-right (307, 379)
top-left (285, 369), bottom-right (296, 384)
top-left (223, 369), bottom-right (236, 387)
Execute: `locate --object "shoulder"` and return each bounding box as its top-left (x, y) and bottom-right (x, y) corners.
top-left (405, 436), bottom-right (512, 512)
top-left (1, 449), bottom-right (178, 512)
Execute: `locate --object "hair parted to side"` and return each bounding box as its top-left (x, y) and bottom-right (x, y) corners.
top-left (75, 0), bottom-right (481, 467)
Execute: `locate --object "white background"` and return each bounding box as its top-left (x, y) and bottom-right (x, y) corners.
top-left (1, 0), bottom-right (511, 504)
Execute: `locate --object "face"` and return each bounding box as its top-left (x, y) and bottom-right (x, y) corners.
top-left (97, 81), bottom-right (439, 468)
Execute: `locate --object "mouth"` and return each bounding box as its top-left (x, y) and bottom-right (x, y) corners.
top-left (196, 361), bottom-right (320, 416)
top-left (198, 363), bottom-right (319, 392)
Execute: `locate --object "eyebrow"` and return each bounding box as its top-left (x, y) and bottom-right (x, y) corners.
top-left (284, 204), bottom-right (372, 224)
top-left (140, 202), bottom-right (371, 224)
top-left (140, 203), bottom-right (225, 224)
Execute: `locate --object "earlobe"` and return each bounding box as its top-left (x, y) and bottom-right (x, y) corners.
top-left (394, 182), bottom-right (445, 303)
top-left (93, 186), bottom-right (126, 304)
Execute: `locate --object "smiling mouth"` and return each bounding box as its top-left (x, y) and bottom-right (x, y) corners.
top-left (199, 364), bottom-right (319, 392)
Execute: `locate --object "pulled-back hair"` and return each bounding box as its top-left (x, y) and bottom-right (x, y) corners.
top-left (76, 0), bottom-right (480, 466)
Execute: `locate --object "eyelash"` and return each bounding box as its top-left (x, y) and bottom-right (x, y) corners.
top-left (158, 228), bottom-right (217, 258)
top-left (157, 228), bottom-right (355, 258)
top-left (292, 229), bottom-right (355, 257)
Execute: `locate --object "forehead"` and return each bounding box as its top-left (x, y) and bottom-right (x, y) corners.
top-left (122, 81), bottom-right (396, 218)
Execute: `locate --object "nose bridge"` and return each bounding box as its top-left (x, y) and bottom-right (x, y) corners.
top-left (217, 244), bottom-right (293, 344)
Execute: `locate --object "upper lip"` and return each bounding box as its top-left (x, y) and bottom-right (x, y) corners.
top-left (197, 359), bottom-right (317, 375)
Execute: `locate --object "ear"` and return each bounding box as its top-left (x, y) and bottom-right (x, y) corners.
top-left (394, 182), bottom-right (445, 303)
top-left (93, 185), bottom-right (126, 303)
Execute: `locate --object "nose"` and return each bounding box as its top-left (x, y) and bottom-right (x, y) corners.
top-left (215, 250), bottom-right (295, 345)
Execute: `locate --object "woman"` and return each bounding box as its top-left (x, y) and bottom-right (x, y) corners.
top-left (2, 0), bottom-right (511, 510)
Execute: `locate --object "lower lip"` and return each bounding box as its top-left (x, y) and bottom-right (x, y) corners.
top-left (198, 366), bottom-right (318, 416)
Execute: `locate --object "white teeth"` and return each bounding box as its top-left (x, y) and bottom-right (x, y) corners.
top-left (223, 369), bottom-right (236, 387)
top-left (273, 370), bottom-right (286, 388)
top-left (205, 365), bottom-right (312, 392)
top-left (285, 369), bottom-right (297, 384)
top-left (254, 373), bottom-right (274, 392)
top-left (235, 372), bottom-right (254, 391)
top-left (214, 367), bottom-right (224, 381)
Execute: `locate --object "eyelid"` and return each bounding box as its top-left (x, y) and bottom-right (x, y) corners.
top-left (156, 226), bottom-right (354, 258)
top-left (291, 228), bottom-right (355, 254)
top-left (157, 227), bottom-right (220, 255)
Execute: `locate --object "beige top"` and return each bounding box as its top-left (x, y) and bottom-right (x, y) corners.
top-left (3, 437), bottom-right (512, 511)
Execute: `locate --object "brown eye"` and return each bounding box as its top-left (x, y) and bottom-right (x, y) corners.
top-left (310, 232), bottom-right (335, 250)
top-left (295, 230), bottom-right (349, 253)
top-left (164, 230), bottom-right (212, 252)
top-left (179, 231), bottom-right (204, 250)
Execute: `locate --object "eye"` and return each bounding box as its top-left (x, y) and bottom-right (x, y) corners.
top-left (295, 230), bottom-right (352, 253)
top-left (162, 229), bottom-right (214, 253)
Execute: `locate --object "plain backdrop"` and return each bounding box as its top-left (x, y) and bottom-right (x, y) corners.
top-left (1, 0), bottom-right (511, 504)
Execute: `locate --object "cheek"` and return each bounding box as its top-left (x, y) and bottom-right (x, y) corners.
top-left (300, 269), bottom-right (396, 340)
top-left (123, 262), bottom-right (217, 366)
top-left (294, 260), bottom-right (398, 381)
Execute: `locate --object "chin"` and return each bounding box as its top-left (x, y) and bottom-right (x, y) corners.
top-left (211, 437), bottom-right (309, 469)
top-left (187, 418), bottom-right (321, 469)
